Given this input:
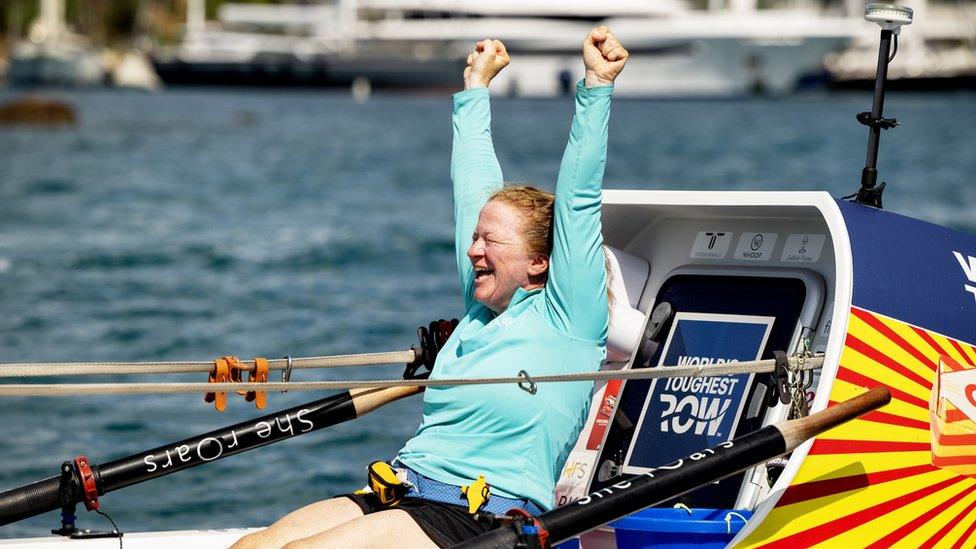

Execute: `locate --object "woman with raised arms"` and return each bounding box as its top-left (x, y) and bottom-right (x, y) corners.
top-left (234, 26), bottom-right (628, 548)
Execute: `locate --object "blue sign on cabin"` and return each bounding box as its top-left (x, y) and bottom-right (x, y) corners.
top-left (623, 313), bottom-right (774, 472)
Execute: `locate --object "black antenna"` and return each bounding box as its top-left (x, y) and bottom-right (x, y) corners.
top-left (849, 4), bottom-right (914, 209)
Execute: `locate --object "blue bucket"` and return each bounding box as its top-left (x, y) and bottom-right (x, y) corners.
top-left (609, 508), bottom-right (753, 548)
top-left (553, 538), bottom-right (580, 549)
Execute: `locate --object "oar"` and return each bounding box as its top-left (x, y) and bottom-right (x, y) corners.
top-left (455, 387), bottom-right (891, 548)
top-left (0, 385), bottom-right (420, 527)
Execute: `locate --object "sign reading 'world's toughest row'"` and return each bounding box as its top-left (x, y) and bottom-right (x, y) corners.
top-left (624, 313), bottom-right (774, 472)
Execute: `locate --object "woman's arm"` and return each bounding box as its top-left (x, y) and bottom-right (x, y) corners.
top-left (545, 27), bottom-right (628, 340)
top-left (452, 40), bottom-right (510, 309)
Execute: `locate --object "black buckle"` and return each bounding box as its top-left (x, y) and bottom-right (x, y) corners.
top-left (773, 350), bottom-right (792, 406)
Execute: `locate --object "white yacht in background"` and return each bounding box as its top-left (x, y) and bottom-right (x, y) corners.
top-left (8, 0), bottom-right (160, 90)
top-left (4, 7), bottom-right (976, 546)
top-left (7, 0), bottom-right (105, 87)
top-left (824, 0), bottom-right (976, 90)
top-left (152, 0), bottom-right (864, 96)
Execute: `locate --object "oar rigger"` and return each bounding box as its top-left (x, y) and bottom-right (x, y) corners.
top-left (496, 508), bottom-right (550, 549)
top-left (50, 456), bottom-right (121, 540)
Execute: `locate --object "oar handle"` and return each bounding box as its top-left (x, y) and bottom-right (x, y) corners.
top-left (351, 385), bottom-right (423, 416)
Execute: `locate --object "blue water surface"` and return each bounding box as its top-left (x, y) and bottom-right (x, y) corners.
top-left (0, 87), bottom-right (973, 537)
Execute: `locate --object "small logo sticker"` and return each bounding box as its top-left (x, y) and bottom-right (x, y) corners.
top-left (953, 251), bottom-right (976, 305)
top-left (734, 232), bottom-right (778, 261)
top-left (691, 231), bottom-right (733, 259)
top-left (781, 234), bottom-right (826, 263)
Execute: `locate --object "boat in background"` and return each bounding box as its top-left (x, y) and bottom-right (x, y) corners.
top-left (150, 0), bottom-right (458, 90)
top-left (7, 0), bottom-right (105, 88)
top-left (823, 0), bottom-right (976, 90)
top-left (151, 0), bottom-right (863, 96)
top-left (7, 0), bottom-right (160, 90)
top-left (2, 4), bottom-right (974, 547)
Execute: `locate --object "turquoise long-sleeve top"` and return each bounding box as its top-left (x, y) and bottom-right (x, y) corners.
top-left (396, 82), bottom-right (611, 510)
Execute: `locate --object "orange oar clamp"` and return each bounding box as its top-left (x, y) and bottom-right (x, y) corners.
top-left (74, 456), bottom-right (99, 511)
top-left (225, 355), bottom-right (246, 396)
top-left (245, 357), bottom-right (269, 409)
top-left (204, 357), bottom-right (232, 411)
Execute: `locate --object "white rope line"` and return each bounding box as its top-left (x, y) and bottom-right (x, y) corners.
top-left (0, 356), bottom-right (823, 397)
top-left (0, 350), bottom-right (420, 377)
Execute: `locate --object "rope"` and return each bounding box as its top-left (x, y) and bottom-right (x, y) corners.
top-left (0, 350), bottom-right (419, 378)
top-left (0, 356), bottom-right (823, 397)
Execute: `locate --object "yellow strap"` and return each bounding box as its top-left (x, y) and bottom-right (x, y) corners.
top-left (368, 461), bottom-right (406, 505)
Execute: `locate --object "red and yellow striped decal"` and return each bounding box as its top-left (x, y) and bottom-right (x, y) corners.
top-left (737, 306), bottom-right (976, 548)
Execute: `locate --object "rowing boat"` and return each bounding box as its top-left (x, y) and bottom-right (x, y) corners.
top-left (2, 4), bottom-right (974, 547)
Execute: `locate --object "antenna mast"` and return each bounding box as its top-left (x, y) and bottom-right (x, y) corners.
top-left (850, 3), bottom-right (913, 208)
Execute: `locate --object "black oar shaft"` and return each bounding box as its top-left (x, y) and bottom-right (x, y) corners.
top-left (457, 387), bottom-right (890, 548)
top-left (459, 428), bottom-right (783, 548)
top-left (97, 391), bottom-right (358, 492)
top-left (544, 427), bottom-right (782, 541)
top-left (0, 386), bottom-right (419, 526)
top-left (0, 477), bottom-right (62, 527)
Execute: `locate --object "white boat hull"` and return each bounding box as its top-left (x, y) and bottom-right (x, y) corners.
top-left (0, 529), bottom-right (260, 548)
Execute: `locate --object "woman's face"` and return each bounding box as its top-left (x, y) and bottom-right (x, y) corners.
top-left (467, 200), bottom-right (547, 312)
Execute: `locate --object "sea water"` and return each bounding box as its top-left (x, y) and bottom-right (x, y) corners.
top-left (0, 88), bottom-right (974, 537)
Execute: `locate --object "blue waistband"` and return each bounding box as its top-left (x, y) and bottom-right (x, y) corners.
top-left (400, 467), bottom-right (543, 517)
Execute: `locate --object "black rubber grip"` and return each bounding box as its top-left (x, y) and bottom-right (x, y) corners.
top-left (0, 476), bottom-right (62, 526)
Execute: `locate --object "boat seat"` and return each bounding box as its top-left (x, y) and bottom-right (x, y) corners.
top-left (605, 246), bottom-right (650, 363)
top-left (552, 246), bottom-right (649, 506)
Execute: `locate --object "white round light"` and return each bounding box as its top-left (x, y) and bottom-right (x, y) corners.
top-left (865, 4), bottom-right (914, 33)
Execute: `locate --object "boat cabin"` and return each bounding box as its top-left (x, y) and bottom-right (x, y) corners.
top-left (556, 189), bottom-right (976, 547)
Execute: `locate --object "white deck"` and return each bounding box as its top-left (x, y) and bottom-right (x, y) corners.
top-left (0, 529), bottom-right (260, 548)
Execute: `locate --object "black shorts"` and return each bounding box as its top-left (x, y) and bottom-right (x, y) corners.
top-left (342, 492), bottom-right (492, 547)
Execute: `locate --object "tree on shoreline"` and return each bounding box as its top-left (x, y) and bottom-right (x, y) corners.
top-left (1, 0), bottom-right (289, 53)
